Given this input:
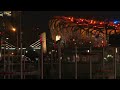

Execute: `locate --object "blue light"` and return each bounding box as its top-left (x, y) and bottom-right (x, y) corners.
top-left (114, 21), bottom-right (120, 24)
top-left (114, 21), bottom-right (118, 24)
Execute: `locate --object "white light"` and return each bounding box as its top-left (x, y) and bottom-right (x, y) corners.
top-left (104, 57), bottom-right (107, 60)
top-left (107, 55), bottom-right (110, 58)
top-left (0, 12), bottom-right (3, 17)
top-left (1, 47), bottom-right (16, 50)
top-left (73, 39), bottom-right (75, 41)
top-left (33, 49), bottom-right (35, 51)
top-left (116, 48), bottom-right (118, 53)
top-left (4, 11), bottom-right (11, 16)
top-left (35, 58), bottom-right (39, 61)
top-left (67, 57), bottom-right (70, 60)
top-left (34, 47), bottom-right (41, 49)
top-left (49, 51), bottom-right (51, 54)
top-left (25, 51), bottom-right (28, 53)
top-left (11, 53), bottom-right (14, 55)
top-left (6, 38), bottom-right (9, 40)
top-left (87, 50), bottom-right (90, 53)
top-left (52, 50), bottom-right (55, 52)
top-left (60, 57), bottom-right (62, 60)
top-left (76, 55), bottom-right (78, 58)
top-left (107, 54), bottom-right (113, 58)
top-left (56, 35), bottom-right (61, 41)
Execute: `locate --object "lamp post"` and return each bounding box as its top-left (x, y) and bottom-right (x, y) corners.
top-left (12, 28), bottom-right (16, 32)
top-left (17, 11), bottom-right (23, 79)
top-left (0, 35), bottom-right (1, 61)
top-left (20, 20), bottom-right (23, 79)
top-left (75, 45), bottom-right (77, 79)
top-left (89, 47), bottom-right (92, 79)
top-left (3, 40), bottom-right (6, 79)
top-left (11, 27), bottom-right (18, 53)
top-left (114, 47), bottom-right (117, 79)
top-left (56, 35), bottom-right (61, 79)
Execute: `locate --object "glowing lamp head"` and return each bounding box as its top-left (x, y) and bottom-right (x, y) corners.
top-left (56, 35), bottom-right (61, 41)
top-left (87, 50), bottom-right (90, 53)
top-left (12, 28), bottom-right (16, 32)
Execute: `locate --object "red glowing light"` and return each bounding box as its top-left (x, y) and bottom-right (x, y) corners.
top-left (102, 40), bottom-right (104, 44)
top-left (100, 22), bottom-right (103, 24)
top-left (93, 21), bottom-right (96, 24)
top-left (90, 20), bottom-right (93, 24)
top-left (71, 17), bottom-right (74, 22)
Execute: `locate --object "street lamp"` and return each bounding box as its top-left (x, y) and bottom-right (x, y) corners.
top-left (56, 35), bottom-right (61, 79)
top-left (12, 27), bottom-right (16, 32)
top-left (11, 27), bottom-right (19, 54)
top-left (56, 35), bottom-right (61, 42)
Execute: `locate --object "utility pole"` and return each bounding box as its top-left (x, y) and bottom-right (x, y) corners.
top-left (20, 32), bottom-right (23, 79)
top-left (8, 48), bottom-right (10, 79)
top-left (0, 14), bottom-right (2, 61)
top-left (56, 35), bottom-right (61, 79)
top-left (16, 28), bottom-right (19, 60)
top-left (0, 34), bottom-right (2, 61)
top-left (23, 49), bottom-right (26, 79)
top-left (19, 11), bottom-right (23, 79)
top-left (58, 40), bottom-right (61, 79)
top-left (75, 45), bottom-right (77, 79)
top-left (11, 52), bottom-right (13, 79)
top-left (89, 47), bottom-right (92, 79)
top-left (114, 47), bottom-right (117, 79)
top-left (102, 47), bottom-right (105, 79)
top-left (38, 53), bottom-right (40, 79)
top-left (41, 44), bottom-right (43, 79)
top-left (3, 42), bottom-right (6, 79)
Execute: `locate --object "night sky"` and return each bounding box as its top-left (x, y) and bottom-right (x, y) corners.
top-left (21, 11), bottom-right (120, 47)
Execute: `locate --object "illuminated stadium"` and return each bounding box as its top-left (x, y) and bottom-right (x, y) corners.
top-left (48, 16), bottom-right (120, 79)
top-left (49, 16), bottom-right (120, 48)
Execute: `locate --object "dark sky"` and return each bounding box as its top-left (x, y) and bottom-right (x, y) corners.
top-left (21, 11), bottom-right (120, 47)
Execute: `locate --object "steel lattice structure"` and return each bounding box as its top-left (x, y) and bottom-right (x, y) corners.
top-left (30, 40), bottom-right (41, 49)
top-left (49, 16), bottom-right (120, 47)
top-left (1, 40), bottom-right (16, 49)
